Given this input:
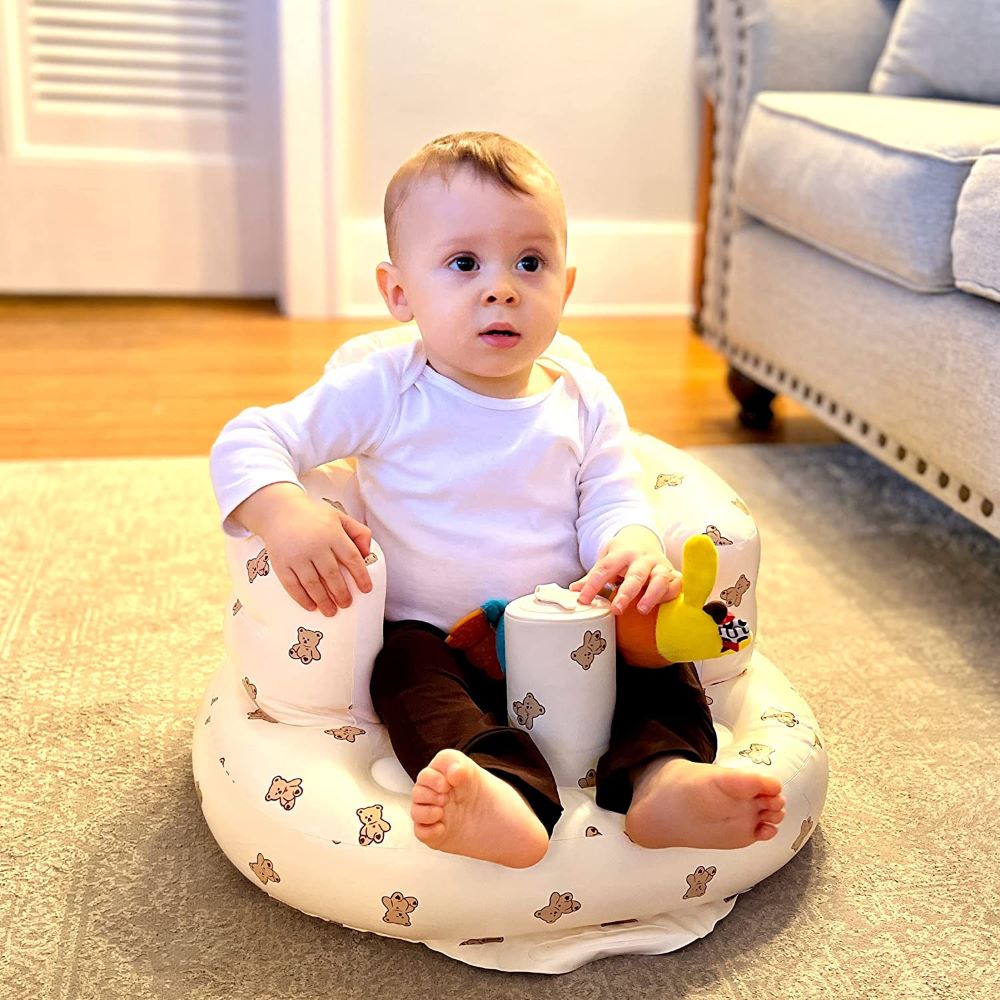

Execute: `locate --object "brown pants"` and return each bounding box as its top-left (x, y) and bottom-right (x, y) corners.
top-left (370, 619), bottom-right (718, 837)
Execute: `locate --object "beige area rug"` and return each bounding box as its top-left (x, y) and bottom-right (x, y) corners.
top-left (2, 444), bottom-right (998, 1000)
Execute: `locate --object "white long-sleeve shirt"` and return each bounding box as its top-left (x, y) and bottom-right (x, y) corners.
top-left (209, 335), bottom-right (658, 631)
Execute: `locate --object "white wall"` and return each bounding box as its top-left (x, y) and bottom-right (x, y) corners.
top-left (334, 0), bottom-right (701, 316)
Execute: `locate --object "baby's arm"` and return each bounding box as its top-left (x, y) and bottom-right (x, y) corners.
top-left (570, 371), bottom-right (679, 615)
top-left (211, 350), bottom-right (401, 616)
top-left (232, 482), bottom-right (372, 617)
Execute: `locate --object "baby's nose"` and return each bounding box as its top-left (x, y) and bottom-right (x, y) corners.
top-left (483, 281), bottom-right (519, 305)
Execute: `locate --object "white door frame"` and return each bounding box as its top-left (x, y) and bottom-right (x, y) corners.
top-left (276, 0), bottom-right (348, 317)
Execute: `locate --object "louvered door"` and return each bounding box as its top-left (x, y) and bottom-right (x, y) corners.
top-left (0, 0), bottom-right (277, 294)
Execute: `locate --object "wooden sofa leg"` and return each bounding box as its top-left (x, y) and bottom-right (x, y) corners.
top-left (727, 366), bottom-right (776, 429)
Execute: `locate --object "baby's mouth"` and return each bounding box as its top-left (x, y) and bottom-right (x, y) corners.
top-left (479, 325), bottom-right (521, 339)
top-left (479, 327), bottom-right (522, 349)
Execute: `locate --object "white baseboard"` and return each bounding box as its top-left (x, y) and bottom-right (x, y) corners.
top-left (334, 218), bottom-right (696, 318)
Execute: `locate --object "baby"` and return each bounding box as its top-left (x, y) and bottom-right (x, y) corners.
top-left (210, 131), bottom-right (785, 868)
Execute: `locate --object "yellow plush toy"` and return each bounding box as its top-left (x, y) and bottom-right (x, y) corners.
top-left (614, 534), bottom-right (752, 667)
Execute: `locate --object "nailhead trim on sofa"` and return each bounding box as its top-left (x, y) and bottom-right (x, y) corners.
top-left (697, 0), bottom-right (997, 537)
top-left (716, 334), bottom-right (997, 532)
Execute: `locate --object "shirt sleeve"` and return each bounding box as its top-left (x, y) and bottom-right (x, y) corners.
top-left (575, 375), bottom-right (661, 570)
top-left (208, 352), bottom-right (400, 537)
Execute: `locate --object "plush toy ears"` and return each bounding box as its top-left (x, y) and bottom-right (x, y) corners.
top-left (679, 534), bottom-right (717, 608)
top-left (615, 533), bottom-right (724, 667)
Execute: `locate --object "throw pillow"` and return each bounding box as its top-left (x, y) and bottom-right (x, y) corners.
top-left (870, 0), bottom-right (1000, 102)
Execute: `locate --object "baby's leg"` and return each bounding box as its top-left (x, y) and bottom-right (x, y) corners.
top-left (597, 660), bottom-right (785, 850)
top-left (371, 621), bottom-right (560, 868)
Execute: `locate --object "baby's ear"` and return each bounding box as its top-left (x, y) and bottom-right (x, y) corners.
top-left (375, 262), bottom-right (413, 322)
top-left (563, 265), bottom-right (577, 305)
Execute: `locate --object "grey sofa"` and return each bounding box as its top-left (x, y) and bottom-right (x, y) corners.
top-left (696, 0), bottom-right (1000, 539)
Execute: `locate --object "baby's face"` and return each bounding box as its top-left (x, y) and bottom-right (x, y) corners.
top-left (377, 167), bottom-right (575, 397)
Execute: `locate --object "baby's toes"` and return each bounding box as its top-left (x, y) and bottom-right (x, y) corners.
top-left (412, 782), bottom-right (447, 807)
top-left (758, 808), bottom-right (786, 825)
top-left (758, 794), bottom-right (786, 812)
top-left (718, 769), bottom-right (775, 801)
top-left (427, 748), bottom-right (472, 789)
top-left (411, 802), bottom-right (443, 826)
top-left (754, 822), bottom-right (780, 841)
top-left (415, 764), bottom-right (450, 796)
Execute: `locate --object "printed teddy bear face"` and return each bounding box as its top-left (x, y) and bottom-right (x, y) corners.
top-left (683, 865), bottom-right (717, 899)
top-left (249, 853), bottom-right (280, 885)
top-left (328, 725), bottom-right (366, 742)
top-left (512, 692), bottom-right (546, 730)
top-left (357, 804), bottom-right (392, 846)
top-left (534, 891), bottom-right (582, 924)
top-left (739, 742), bottom-right (775, 765)
top-left (704, 524), bottom-right (733, 546)
top-left (720, 573), bottom-right (751, 607)
top-left (265, 775), bottom-right (303, 811)
top-left (761, 708), bottom-right (798, 728)
top-left (247, 548), bottom-right (270, 582)
top-left (382, 891), bottom-right (418, 926)
top-left (655, 472), bottom-right (685, 489)
top-left (570, 629), bottom-right (607, 670)
top-left (289, 627), bottom-right (323, 664)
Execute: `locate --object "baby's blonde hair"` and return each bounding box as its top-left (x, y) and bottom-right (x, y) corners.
top-left (383, 131), bottom-right (563, 260)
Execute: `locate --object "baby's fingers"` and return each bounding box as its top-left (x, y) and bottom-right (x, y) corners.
top-left (312, 554), bottom-right (355, 613)
top-left (609, 561), bottom-right (657, 615)
top-left (636, 566), bottom-right (683, 612)
top-left (330, 533), bottom-right (373, 595)
top-left (571, 556), bottom-right (627, 605)
top-left (297, 561), bottom-right (343, 616)
top-left (274, 562), bottom-right (326, 615)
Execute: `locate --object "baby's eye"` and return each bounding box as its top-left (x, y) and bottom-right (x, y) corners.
top-left (448, 255), bottom-right (478, 272)
top-left (516, 255), bottom-right (542, 273)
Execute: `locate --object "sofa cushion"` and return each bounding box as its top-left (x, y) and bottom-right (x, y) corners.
top-left (953, 149), bottom-right (1000, 304)
top-left (870, 0), bottom-right (1000, 103)
top-left (734, 92), bottom-right (1000, 292)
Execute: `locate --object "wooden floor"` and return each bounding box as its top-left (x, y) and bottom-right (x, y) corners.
top-left (0, 297), bottom-right (840, 460)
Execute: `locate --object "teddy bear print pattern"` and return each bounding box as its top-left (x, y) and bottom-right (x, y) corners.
top-left (246, 548), bottom-right (270, 582)
top-left (231, 671), bottom-right (815, 937)
top-left (289, 627), bottom-right (324, 664)
top-left (383, 892), bottom-right (419, 926)
top-left (201, 461), bottom-right (824, 953)
top-left (217, 672), bottom-right (820, 946)
top-left (357, 804), bottom-right (391, 846)
top-left (512, 691), bottom-right (546, 730)
top-left (534, 891), bottom-right (582, 923)
top-left (570, 630), bottom-right (607, 669)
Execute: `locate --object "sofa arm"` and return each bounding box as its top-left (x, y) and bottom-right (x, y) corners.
top-left (697, 0), bottom-right (898, 338)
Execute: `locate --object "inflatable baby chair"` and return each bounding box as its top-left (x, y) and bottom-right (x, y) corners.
top-left (192, 327), bottom-right (828, 974)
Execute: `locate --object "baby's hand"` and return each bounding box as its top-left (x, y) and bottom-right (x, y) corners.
top-left (261, 495), bottom-right (373, 617)
top-left (570, 525), bottom-right (681, 616)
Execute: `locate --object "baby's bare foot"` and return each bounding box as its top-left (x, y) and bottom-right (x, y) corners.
top-left (625, 756), bottom-right (786, 850)
top-left (410, 748), bottom-right (549, 869)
